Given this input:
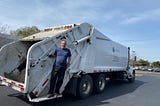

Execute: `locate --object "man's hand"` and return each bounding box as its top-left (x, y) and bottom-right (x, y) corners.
top-left (47, 54), bottom-right (55, 58)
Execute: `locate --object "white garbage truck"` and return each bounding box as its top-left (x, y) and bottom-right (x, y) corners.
top-left (0, 23), bottom-right (135, 102)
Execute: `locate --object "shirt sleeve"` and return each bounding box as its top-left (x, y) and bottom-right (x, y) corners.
top-left (68, 49), bottom-right (71, 57)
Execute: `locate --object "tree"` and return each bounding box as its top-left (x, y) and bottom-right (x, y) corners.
top-left (136, 59), bottom-right (150, 66)
top-left (10, 26), bottom-right (40, 38)
top-left (0, 23), bottom-right (9, 33)
top-left (151, 61), bottom-right (160, 68)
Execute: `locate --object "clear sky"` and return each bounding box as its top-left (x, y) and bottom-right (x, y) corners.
top-left (0, 0), bottom-right (160, 62)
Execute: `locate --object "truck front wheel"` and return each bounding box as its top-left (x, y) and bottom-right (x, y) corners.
top-left (128, 70), bottom-right (135, 83)
top-left (93, 74), bottom-right (106, 93)
top-left (77, 75), bottom-right (93, 99)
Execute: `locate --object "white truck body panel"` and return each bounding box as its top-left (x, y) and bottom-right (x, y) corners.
top-left (0, 33), bottom-right (19, 48)
top-left (0, 23), bottom-right (131, 102)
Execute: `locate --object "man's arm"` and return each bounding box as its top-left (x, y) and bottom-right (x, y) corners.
top-left (48, 49), bottom-right (57, 58)
top-left (48, 54), bottom-right (56, 58)
top-left (67, 57), bottom-right (71, 67)
top-left (67, 49), bottom-right (71, 65)
top-left (67, 57), bottom-right (71, 64)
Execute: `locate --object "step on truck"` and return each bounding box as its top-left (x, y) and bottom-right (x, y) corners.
top-left (0, 23), bottom-right (135, 102)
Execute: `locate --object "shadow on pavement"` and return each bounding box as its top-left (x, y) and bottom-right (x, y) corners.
top-left (8, 80), bottom-right (145, 106)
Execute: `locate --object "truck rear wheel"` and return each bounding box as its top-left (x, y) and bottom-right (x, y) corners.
top-left (77, 75), bottom-right (93, 99)
top-left (128, 70), bottom-right (135, 83)
top-left (93, 74), bottom-right (106, 93)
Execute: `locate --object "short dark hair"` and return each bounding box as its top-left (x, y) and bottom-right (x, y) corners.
top-left (61, 39), bottom-right (67, 44)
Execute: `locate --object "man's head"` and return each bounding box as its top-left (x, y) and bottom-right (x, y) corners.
top-left (60, 39), bottom-right (67, 48)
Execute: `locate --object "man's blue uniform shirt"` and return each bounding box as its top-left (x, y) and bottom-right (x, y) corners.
top-left (52, 47), bottom-right (71, 67)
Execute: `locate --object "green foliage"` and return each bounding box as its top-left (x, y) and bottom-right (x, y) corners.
top-left (151, 61), bottom-right (160, 68)
top-left (10, 26), bottom-right (40, 38)
top-left (136, 59), bottom-right (150, 66)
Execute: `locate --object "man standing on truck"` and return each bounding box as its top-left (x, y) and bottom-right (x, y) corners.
top-left (48, 39), bottom-right (71, 98)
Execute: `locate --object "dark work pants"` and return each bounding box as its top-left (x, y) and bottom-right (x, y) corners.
top-left (48, 66), bottom-right (66, 94)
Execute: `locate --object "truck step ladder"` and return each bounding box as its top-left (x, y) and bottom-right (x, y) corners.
top-left (27, 94), bottom-right (62, 102)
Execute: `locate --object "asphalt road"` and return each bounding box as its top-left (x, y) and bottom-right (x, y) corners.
top-left (0, 72), bottom-right (160, 106)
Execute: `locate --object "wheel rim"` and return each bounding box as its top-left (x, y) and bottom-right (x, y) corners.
top-left (98, 78), bottom-right (105, 90)
top-left (82, 81), bottom-right (91, 94)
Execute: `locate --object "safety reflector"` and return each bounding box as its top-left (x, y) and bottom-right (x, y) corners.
top-left (42, 79), bottom-right (49, 87)
top-left (34, 91), bottom-right (38, 95)
top-left (18, 84), bottom-right (24, 88)
top-left (11, 81), bottom-right (16, 85)
top-left (3, 78), bottom-right (6, 81)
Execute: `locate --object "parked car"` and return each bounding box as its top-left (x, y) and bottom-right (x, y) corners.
top-left (147, 68), bottom-right (153, 72)
top-left (153, 68), bottom-right (160, 72)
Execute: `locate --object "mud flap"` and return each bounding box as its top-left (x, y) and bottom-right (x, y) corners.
top-left (63, 76), bottom-right (78, 96)
top-left (127, 67), bottom-right (134, 78)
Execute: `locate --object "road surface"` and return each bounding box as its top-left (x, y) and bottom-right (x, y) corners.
top-left (0, 71), bottom-right (160, 106)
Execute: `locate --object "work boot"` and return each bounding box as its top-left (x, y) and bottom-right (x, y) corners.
top-left (47, 93), bottom-right (56, 98)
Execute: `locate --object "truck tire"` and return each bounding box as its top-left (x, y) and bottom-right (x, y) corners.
top-left (77, 75), bottom-right (93, 99)
top-left (128, 70), bottom-right (135, 83)
top-left (93, 74), bottom-right (106, 93)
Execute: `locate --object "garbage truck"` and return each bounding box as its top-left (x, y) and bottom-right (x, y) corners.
top-left (0, 23), bottom-right (135, 102)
